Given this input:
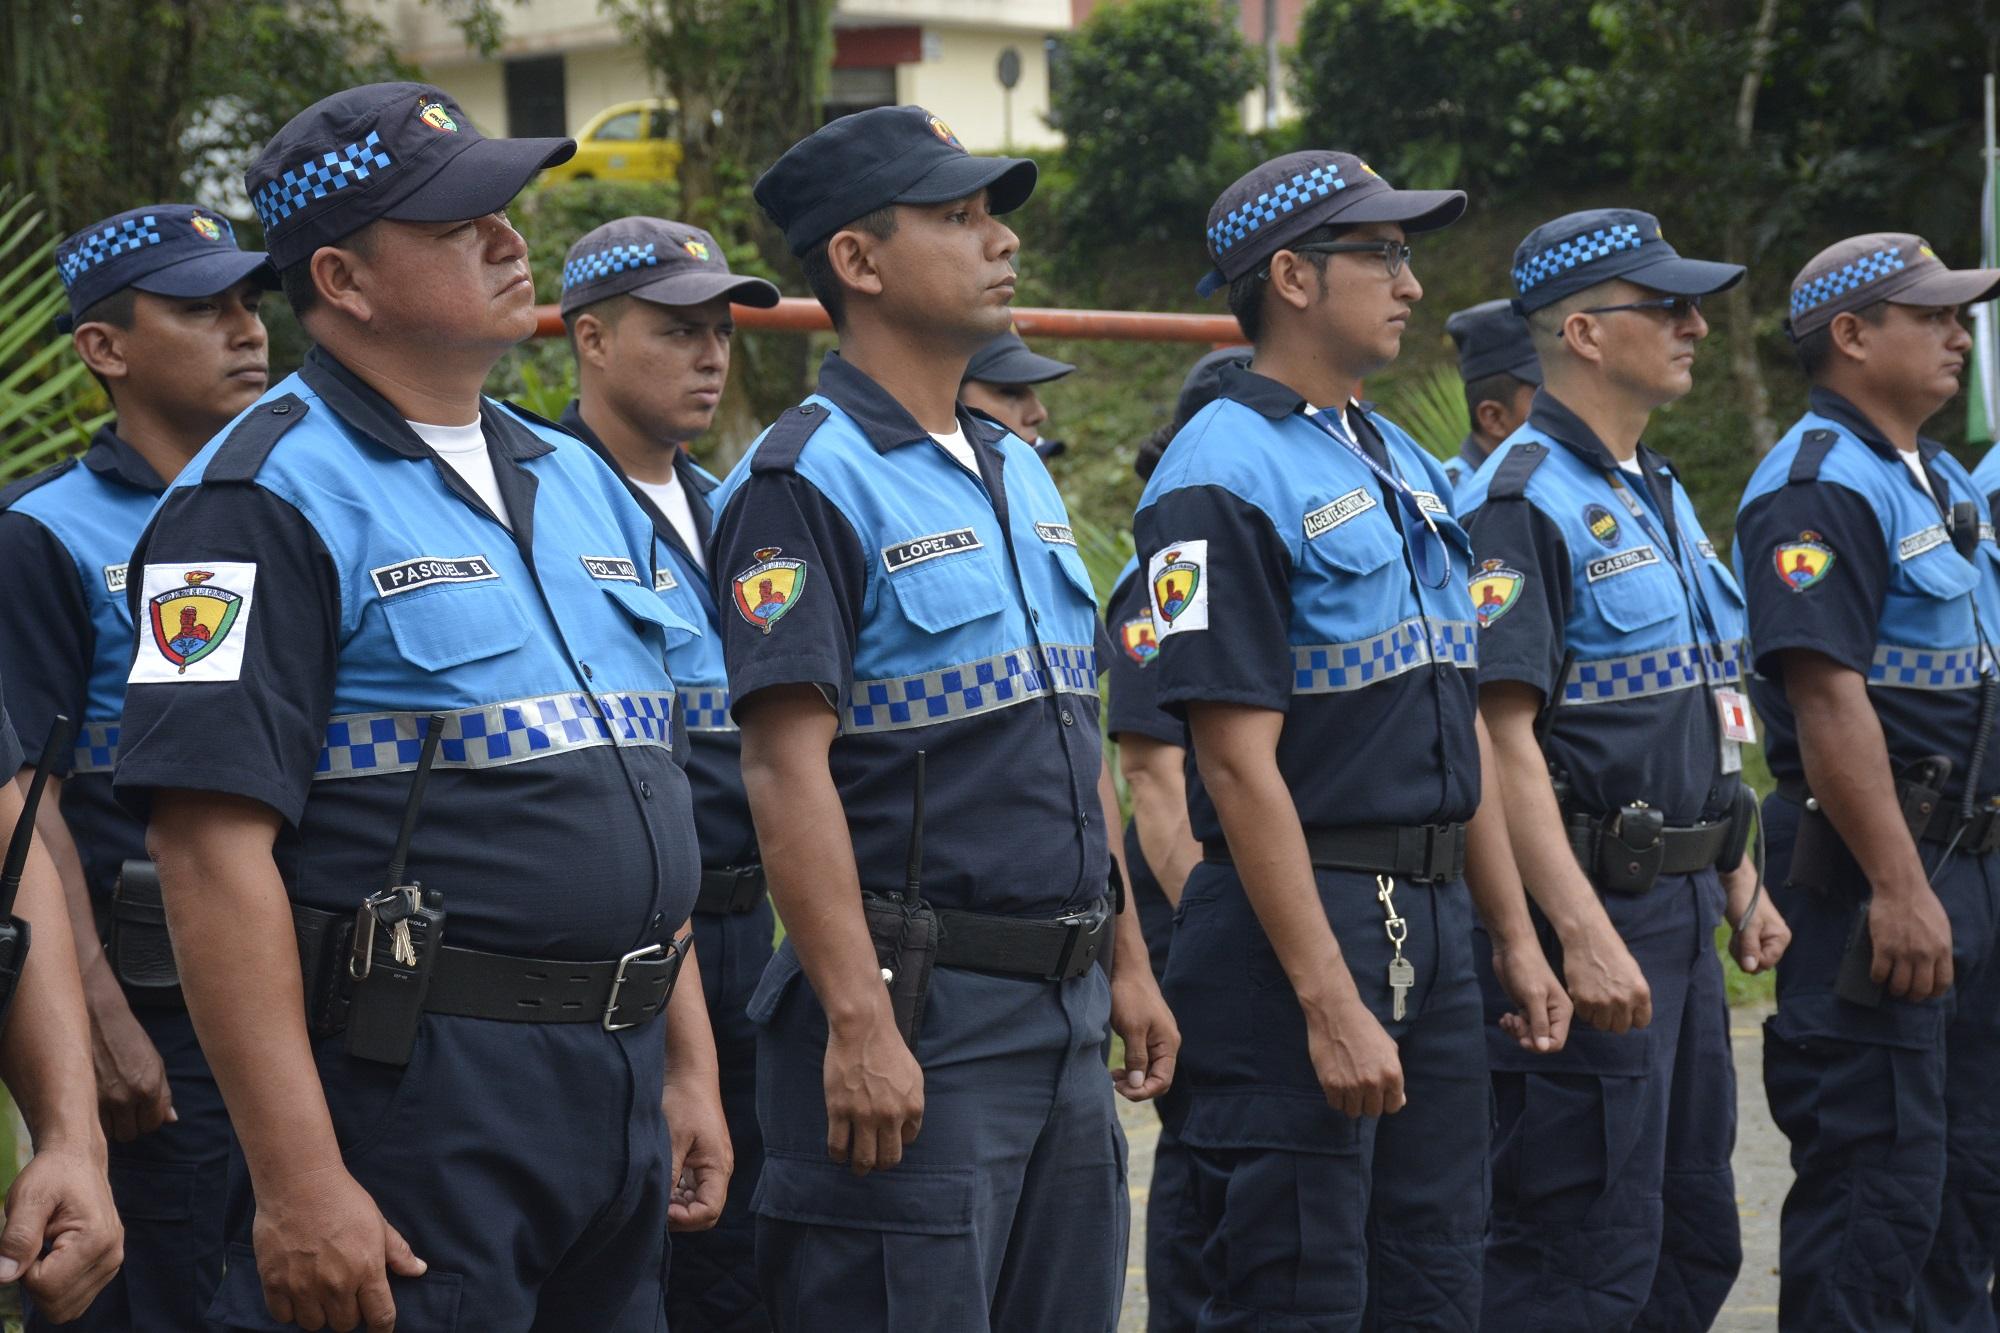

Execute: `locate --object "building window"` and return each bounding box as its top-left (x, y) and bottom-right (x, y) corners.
top-left (825, 66), bottom-right (897, 122)
top-left (504, 56), bottom-right (567, 138)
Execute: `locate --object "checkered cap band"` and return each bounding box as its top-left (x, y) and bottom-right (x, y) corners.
top-left (315, 690), bottom-right (674, 779)
top-left (1791, 247), bottom-right (1907, 319)
top-left (251, 131), bottom-right (396, 232)
top-left (563, 243), bottom-right (660, 291)
top-left (1870, 642), bottom-right (1994, 691)
top-left (1208, 164), bottom-right (1347, 257)
top-left (845, 642), bottom-right (1097, 734)
top-left (1559, 638), bottom-right (1743, 705)
top-left (1291, 618), bottom-right (1477, 694)
top-left (58, 217), bottom-right (162, 289)
top-left (1513, 224), bottom-right (1645, 294)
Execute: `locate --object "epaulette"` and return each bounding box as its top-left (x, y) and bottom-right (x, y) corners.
top-left (205, 395), bottom-right (310, 483)
top-left (1487, 443), bottom-right (1548, 500)
top-left (0, 457), bottom-right (80, 512)
top-left (1789, 428), bottom-right (1838, 485)
top-left (750, 402), bottom-right (832, 474)
top-left (500, 399), bottom-right (571, 438)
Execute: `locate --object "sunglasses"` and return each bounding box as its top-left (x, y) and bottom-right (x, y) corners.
top-left (1579, 294), bottom-right (1704, 321)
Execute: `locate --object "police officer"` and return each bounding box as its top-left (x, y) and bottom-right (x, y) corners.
top-left (1735, 233), bottom-right (2000, 1330)
top-left (113, 83), bottom-right (718, 1331)
top-left (0, 202), bottom-right (273, 1331)
top-left (709, 104), bottom-right (1178, 1328)
top-left (0, 690), bottom-right (125, 1323)
top-left (1458, 208), bottom-right (1790, 1331)
top-left (1104, 345), bottom-right (1243, 1333)
top-left (1135, 150), bottom-right (1569, 1329)
top-left (1442, 298), bottom-right (1539, 489)
top-left (557, 213), bottom-right (780, 1331)
top-left (959, 329), bottom-right (1074, 459)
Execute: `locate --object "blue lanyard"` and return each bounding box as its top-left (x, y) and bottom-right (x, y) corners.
top-left (1604, 471), bottom-right (1730, 672)
top-left (1300, 408), bottom-right (1450, 589)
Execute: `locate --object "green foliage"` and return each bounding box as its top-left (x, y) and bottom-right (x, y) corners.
top-left (1047, 0), bottom-right (1260, 253)
top-left (1073, 514), bottom-right (1137, 604)
top-left (0, 189), bottom-right (109, 484)
top-left (1373, 364), bottom-right (1469, 461)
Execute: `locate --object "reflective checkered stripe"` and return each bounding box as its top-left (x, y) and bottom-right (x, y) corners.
top-left (1869, 643), bottom-right (1994, 691)
top-left (681, 687), bottom-right (735, 733)
top-left (1560, 639), bottom-right (1744, 705)
top-left (1207, 165), bottom-right (1347, 257)
top-left (845, 643), bottom-right (1097, 734)
top-left (252, 132), bottom-right (395, 230)
top-left (70, 721), bottom-right (121, 775)
top-left (1513, 224), bottom-right (1643, 294)
top-left (1292, 618), bottom-right (1478, 694)
top-left (562, 243), bottom-right (660, 290)
top-left (1791, 248), bottom-right (1906, 319)
top-left (58, 217), bottom-right (161, 288)
top-left (315, 690), bottom-right (675, 778)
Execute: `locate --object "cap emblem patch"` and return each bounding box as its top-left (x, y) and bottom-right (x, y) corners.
top-left (926, 114), bottom-right (965, 151)
top-left (682, 238), bottom-right (710, 261)
top-left (190, 215), bottom-right (223, 242)
top-left (418, 102), bottom-right (460, 133)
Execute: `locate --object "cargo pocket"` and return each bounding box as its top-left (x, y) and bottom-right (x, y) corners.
top-left (108, 1155), bottom-right (195, 1223)
top-left (376, 580), bottom-right (530, 671)
top-left (208, 1243), bottom-right (465, 1330)
top-left (600, 579), bottom-right (703, 664)
top-left (1586, 550), bottom-right (1682, 634)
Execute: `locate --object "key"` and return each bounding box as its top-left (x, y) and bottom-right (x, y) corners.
top-left (373, 888), bottom-right (418, 967)
top-left (1388, 956), bottom-right (1415, 1021)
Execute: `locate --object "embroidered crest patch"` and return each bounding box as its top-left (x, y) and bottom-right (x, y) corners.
top-left (1774, 532), bottom-right (1835, 592)
top-left (732, 547), bottom-right (806, 633)
top-left (1470, 559), bottom-right (1523, 628)
top-left (1149, 541), bottom-right (1208, 635)
top-left (1584, 504), bottom-right (1621, 548)
top-left (1120, 616), bottom-right (1160, 664)
top-left (130, 563), bottom-right (255, 682)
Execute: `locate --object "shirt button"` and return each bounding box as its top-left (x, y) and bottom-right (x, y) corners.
top-left (581, 662), bottom-right (594, 680)
top-left (1061, 709), bottom-right (1075, 726)
top-left (1081, 812), bottom-right (1091, 827)
top-left (271, 403), bottom-right (290, 416)
top-left (640, 780), bottom-right (654, 799)
top-left (1031, 610), bottom-right (1041, 624)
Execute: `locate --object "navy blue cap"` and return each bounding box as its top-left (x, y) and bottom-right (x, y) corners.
top-left (963, 331), bottom-right (1074, 385)
top-left (561, 217), bottom-right (780, 316)
top-left (55, 205), bottom-right (275, 333)
top-left (754, 106), bottom-right (1036, 256)
top-left (1138, 346), bottom-right (1251, 480)
top-left (1510, 208), bottom-right (1742, 314)
top-left (246, 82), bottom-right (574, 270)
top-left (1197, 151), bottom-right (1465, 298)
top-left (1787, 232), bottom-right (2000, 338)
top-left (1445, 299), bottom-right (1541, 385)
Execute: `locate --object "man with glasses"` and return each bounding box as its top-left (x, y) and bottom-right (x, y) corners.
top-left (1734, 234), bottom-right (2000, 1330)
top-left (1458, 207), bottom-right (1790, 1331)
top-left (1133, 150), bottom-right (1569, 1328)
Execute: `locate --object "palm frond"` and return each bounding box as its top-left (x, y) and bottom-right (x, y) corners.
top-left (0, 187), bottom-right (105, 484)
top-left (1374, 365), bottom-right (1470, 462)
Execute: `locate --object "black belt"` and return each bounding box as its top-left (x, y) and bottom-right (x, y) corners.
top-left (293, 905), bottom-right (683, 1033)
top-left (931, 899), bottom-right (1111, 981)
top-left (1203, 823), bottom-right (1467, 884)
top-left (1776, 780), bottom-right (2000, 855)
top-left (694, 865), bottom-right (767, 915)
top-left (1569, 812), bottom-right (1733, 877)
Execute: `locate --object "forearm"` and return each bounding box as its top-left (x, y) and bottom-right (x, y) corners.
top-left (1482, 691), bottom-right (1613, 942)
top-left (21, 780), bottom-right (115, 996)
top-left (1121, 739), bottom-right (1200, 905)
top-left (1464, 715), bottom-right (1537, 948)
top-left (1095, 763), bottom-right (1126, 894)
top-left (0, 830), bottom-right (100, 1155)
top-left (662, 930), bottom-right (719, 1079)
top-left (1788, 657), bottom-right (1930, 897)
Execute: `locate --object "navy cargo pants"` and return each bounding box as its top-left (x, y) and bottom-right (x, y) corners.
top-left (1477, 868), bottom-right (1739, 1332)
top-left (1164, 861), bottom-right (1488, 1332)
top-left (26, 1007), bottom-right (230, 1333)
top-left (1761, 793), bottom-right (2000, 1332)
top-left (749, 940), bottom-right (1129, 1331)
top-left (667, 901), bottom-right (775, 1333)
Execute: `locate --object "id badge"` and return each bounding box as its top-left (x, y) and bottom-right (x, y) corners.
top-left (1716, 687), bottom-right (1757, 743)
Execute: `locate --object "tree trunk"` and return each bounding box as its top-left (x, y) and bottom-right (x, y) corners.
top-left (1731, 0), bottom-right (1781, 452)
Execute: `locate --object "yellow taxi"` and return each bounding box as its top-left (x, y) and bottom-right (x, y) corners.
top-left (539, 99), bottom-right (683, 184)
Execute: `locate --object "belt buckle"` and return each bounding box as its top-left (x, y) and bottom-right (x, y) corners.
top-left (604, 943), bottom-right (668, 1032)
top-left (1045, 903), bottom-right (1105, 981)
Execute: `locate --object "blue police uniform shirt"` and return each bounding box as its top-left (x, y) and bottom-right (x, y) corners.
top-left (558, 402), bottom-right (756, 868)
top-left (708, 352), bottom-right (1108, 916)
top-left (1974, 440), bottom-right (2000, 516)
top-left (1132, 364), bottom-right (1481, 838)
top-left (1460, 392), bottom-right (1747, 824)
top-left (1443, 433), bottom-right (1490, 492)
top-left (0, 430), bottom-right (163, 902)
top-left (1735, 386), bottom-right (2000, 802)
top-left (114, 349), bottom-right (701, 957)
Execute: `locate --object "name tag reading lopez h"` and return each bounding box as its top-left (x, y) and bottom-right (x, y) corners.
top-left (882, 528), bottom-right (983, 573)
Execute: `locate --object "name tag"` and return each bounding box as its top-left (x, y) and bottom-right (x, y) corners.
top-left (103, 563), bottom-right (128, 594)
top-left (370, 554), bottom-right (499, 598)
top-left (654, 566), bottom-right (679, 591)
top-left (882, 528), bottom-right (981, 573)
top-left (1034, 522), bottom-right (1076, 547)
top-left (1696, 539), bottom-right (1717, 560)
top-left (1586, 545), bottom-right (1660, 583)
top-left (1413, 490), bottom-right (1448, 516)
top-left (1898, 525), bottom-right (1949, 561)
top-left (581, 555), bottom-right (642, 583)
top-left (1303, 488), bottom-right (1377, 539)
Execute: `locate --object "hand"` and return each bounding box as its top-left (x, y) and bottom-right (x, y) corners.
top-left (1557, 923), bottom-right (1653, 1034)
top-left (1870, 880), bottom-right (1955, 1002)
top-left (251, 1164), bottom-right (426, 1331)
top-left (823, 1014), bottom-right (924, 1177)
top-left (662, 1071), bottom-right (733, 1233)
top-left (1108, 967), bottom-right (1179, 1102)
top-left (1489, 939), bottom-right (1572, 1054)
top-left (84, 977), bottom-right (174, 1142)
top-left (1725, 862), bottom-right (1791, 975)
top-left (1305, 996), bottom-right (1405, 1118)
top-left (0, 1143), bottom-right (122, 1323)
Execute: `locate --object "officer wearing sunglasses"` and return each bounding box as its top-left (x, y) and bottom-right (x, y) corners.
top-left (1457, 207), bottom-right (1791, 1331)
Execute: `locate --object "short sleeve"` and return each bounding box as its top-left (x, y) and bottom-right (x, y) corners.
top-left (1102, 572), bottom-right (1181, 745)
top-left (113, 484), bottom-right (341, 825)
top-left (1465, 496), bottom-right (1573, 700)
top-left (1734, 481), bottom-right (1886, 678)
top-left (708, 471), bottom-right (869, 716)
top-left (1134, 484), bottom-right (1292, 715)
top-left (0, 696), bottom-right (22, 777)
top-left (0, 512), bottom-right (92, 771)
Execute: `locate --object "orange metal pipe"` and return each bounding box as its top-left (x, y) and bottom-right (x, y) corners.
top-left (532, 296), bottom-right (1244, 345)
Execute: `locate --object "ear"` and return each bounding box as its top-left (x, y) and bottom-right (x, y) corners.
top-left (826, 228), bottom-right (886, 304)
top-left (310, 243), bottom-right (373, 325)
top-left (572, 311), bottom-right (612, 370)
top-left (1560, 309), bottom-right (1605, 366)
top-left (1827, 310), bottom-right (1869, 363)
top-left (1265, 250), bottom-right (1320, 314)
top-left (71, 322), bottom-right (128, 386)
top-left (1473, 397), bottom-right (1510, 439)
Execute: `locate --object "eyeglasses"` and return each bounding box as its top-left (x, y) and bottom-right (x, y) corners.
top-left (1276, 240), bottom-right (1414, 280)
top-left (1580, 295), bottom-right (1704, 321)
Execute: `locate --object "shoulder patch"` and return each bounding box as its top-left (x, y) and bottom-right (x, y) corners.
top-left (1788, 429), bottom-right (1839, 485)
top-left (1487, 443), bottom-right (1548, 501)
top-left (0, 457), bottom-right (80, 512)
top-left (750, 404), bottom-right (833, 475)
top-left (205, 395), bottom-right (310, 483)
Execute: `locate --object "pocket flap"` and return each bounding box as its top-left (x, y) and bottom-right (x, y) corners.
top-left (1585, 547), bottom-right (1680, 632)
top-left (752, 1151), bottom-right (976, 1234)
top-left (1900, 542), bottom-right (1980, 601)
top-left (209, 1243), bottom-right (465, 1330)
top-left (1302, 493), bottom-right (1402, 575)
top-left (378, 581), bottom-right (531, 671)
top-left (885, 555), bottom-right (1008, 633)
top-left (601, 579), bottom-right (702, 647)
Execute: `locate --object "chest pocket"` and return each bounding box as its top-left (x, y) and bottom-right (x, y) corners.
top-left (378, 580), bottom-right (531, 671)
top-left (601, 580), bottom-right (703, 659)
top-left (884, 549), bottom-right (1009, 633)
top-left (1300, 494), bottom-right (1403, 577)
top-left (1584, 546), bottom-right (1683, 634)
top-left (1898, 542), bottom-right (1980, 603)
top-left (1049, 542), bottom-right (1100, 612)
